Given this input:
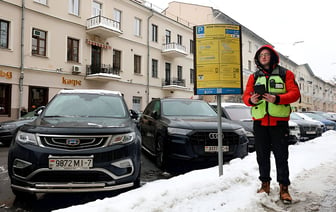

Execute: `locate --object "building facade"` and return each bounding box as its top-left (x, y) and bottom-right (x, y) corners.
top-left (0, 0), bottom-right (335, 122)
top-left (0, 0), bottom-right (197, 121)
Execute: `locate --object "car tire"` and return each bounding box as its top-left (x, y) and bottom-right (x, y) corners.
top-left (155, 135), bottom-right (168, 169)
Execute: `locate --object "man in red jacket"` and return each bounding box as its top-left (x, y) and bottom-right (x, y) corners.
top-left (242, 45), bottom-right (300, 203)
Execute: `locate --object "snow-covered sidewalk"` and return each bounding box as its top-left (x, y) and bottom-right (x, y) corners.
top-left (55, 131), bottom-right (336, 212)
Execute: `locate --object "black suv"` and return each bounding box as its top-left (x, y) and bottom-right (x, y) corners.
top-left (8, 89), bottom-right (141, 196)
top-left (139, 98), bottom-right (248, 169)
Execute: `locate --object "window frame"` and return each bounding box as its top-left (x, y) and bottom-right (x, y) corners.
top-left (68, 0), bottom-right (79, 16)
top-left (152, 24), bottom-right (158, 42)
top-left (32, 28), bottom-right (47, 56)
top-left (67, 37), bottom-right (79, 62)
top-left (0, 83), bottom-right (11, 116)
top-left (152, 59), bottom-right (158, 78)
top-left (0, 19), bottom-right (9, 49)
top-left (134, 54), bottom-right (141, 74)
top-left (134, 18), bottom-right (141, 37)
top-left (113, 49), bottom-right (121, 73)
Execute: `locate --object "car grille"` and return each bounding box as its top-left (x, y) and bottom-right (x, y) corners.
top-left (38, 135), bottom-right (110, 150)
top-left (190, 131), bottom-right (240, 145)
top-left (30, 170), bottom-right (113, 182)
top-left (302, 126), bottom-right (317, 131)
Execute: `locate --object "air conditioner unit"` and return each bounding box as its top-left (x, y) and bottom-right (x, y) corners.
top-left (33, 29), bottom-right (41, 37)
top-left (72, 65), bottom-right (81, 73)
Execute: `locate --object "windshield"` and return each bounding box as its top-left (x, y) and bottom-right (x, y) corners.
top-left (44, 93), bottom-right (127, 118)
top-left (290, 112), bottom-right (304, 120)
top-left (224, 106), bottom-right (252, 120)
top-left (162, 100), bottom-right (217, 116)
top-left (302, 113), bottom-right (325, 121)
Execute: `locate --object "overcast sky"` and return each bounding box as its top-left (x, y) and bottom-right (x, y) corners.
top-left (148, 0), bottom-right (336, 81)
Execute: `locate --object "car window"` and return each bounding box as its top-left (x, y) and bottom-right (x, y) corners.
top-left (162, 100), bottom-right (217, 116)
top-left (44, 93), bottom-right (127, 118)
top-left (224, 107), bottom-right (252, 120)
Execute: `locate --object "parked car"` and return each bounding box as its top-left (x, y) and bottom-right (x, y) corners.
top-left (306, 111), bottom-right (336, 122)
top-left (209, 103), bottom-right (254, 151)
top-left (209, 102), bottom-right (299, 148)
top-left (0, 108), bottom-right (41, 146)
top-left (139, 98), bottom-right (249, 170)
top-left (299, 112), bottom-right (336, 131)
top-left (290, 112), bottom-right (323, 141)
top-left (8, 89), bottom-right (141, 197)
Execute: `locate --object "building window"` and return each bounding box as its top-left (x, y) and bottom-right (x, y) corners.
top-left (177, 65), bottom-right (182, 81)
top-left (152, 59), bottom-right (158, 78)
top-left (114, 9), bottom-right (121, 28)
top-left (92, 1), bottom-right (101, 16)
top-left (190, 69), bottom-right (195, 84)
top-left (165, 62), bottom-right (171, 84)
top-left (68, 0), bottom-right (79, 16)
top-left (177, 34), bottom-right (182, 45)
top-left (0, 20), bottom-right (9, 49)
top-left (34, 0), bottom-right (47, 5)
top-left (0, 83), bottom-right (11, 116)
top-left (67, 37), bottom-right (79, 62)
top-left (113, 49), bottom-right (121, 73)
top-left (29, 86), bottom-right (49, 112)
top-left (134, 18), bottom-right (141, 37)
top-left (132, 96), bottom-right (142, 112)
top-left (165, 30), bottom-right (171, 44)
top-left (134, 55), bottom-right (141, 74)
top-left (152, 24), bottom-right (158, 42)
top-left (32, 28), bottom-right (47, 56)
top-left (190, 40), bottom-right (194, 54)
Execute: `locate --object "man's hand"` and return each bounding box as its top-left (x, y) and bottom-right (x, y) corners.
top-left (262, 93), bottom-right (276, 103)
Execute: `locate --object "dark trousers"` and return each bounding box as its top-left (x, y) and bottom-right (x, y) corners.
top-left (253, 121), bottom-right (290, 186)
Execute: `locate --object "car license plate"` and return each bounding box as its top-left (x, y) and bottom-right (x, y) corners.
top-left (306, 131), bottom-right (316, 134)
top-left (205, 146), bottom-right (229, 152)
top-left (49, 157), bottom-right (93, 170)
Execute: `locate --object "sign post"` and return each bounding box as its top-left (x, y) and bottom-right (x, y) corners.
top-left (193, 24), bottom-right (243, 176)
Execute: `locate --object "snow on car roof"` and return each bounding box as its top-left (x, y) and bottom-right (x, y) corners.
top-left (58, 89), bottom-right (122, 96)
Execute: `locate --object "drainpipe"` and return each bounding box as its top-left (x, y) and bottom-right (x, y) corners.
top-left (146, 10), bottom-right (153, 104)
top-left (18, 0), bottom-right (25, 118)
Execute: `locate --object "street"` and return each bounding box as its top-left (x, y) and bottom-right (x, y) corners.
top-left (0, 142), bottom-right (170, 212)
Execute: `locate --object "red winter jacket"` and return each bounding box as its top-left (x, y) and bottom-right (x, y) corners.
top-left (242, 45), bottom-right (301, 126)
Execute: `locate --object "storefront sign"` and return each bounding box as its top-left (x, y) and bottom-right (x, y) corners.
top-left (62, 77), bottom-right (81, 86)
top-left (0, 70), bottom-right (12, 79)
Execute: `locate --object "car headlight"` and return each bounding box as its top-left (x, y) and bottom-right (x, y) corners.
top-left (16, 131), bottom-right (38, 145)
top-left (167, 127), bottom-right (192, 135)
top-left (234, 128), bottom-right (247, 136)
top-left (110, 132), bottom-right (136, 145)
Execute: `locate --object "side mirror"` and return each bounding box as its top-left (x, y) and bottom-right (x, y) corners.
top-left (151, 111), bottom-right (159, 119)
top-left (34, 106), bottom-right (45, 116)
top-left (129, 109), bottom-right (139, 120)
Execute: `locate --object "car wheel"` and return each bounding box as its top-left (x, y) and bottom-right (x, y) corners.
top-left (155, 135), bottom-right (168, 169)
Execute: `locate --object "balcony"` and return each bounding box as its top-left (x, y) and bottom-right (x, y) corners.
top-left (86, 15), bottom-right (122, 38)
top-left (161, 43), bottom-right (187, 58)
top-left (162, 78), bottom-right (187, 90)
top-left (85, 64), bottom-right (121, 81)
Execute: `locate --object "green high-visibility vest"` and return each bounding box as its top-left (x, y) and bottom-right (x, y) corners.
top-left (251, 67), bottom-right (291, 119)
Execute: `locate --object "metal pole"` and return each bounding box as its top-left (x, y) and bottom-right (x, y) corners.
top-left (217, 95), bottom-right (223, 176)
top-left (19, 0), bottom-right (25, 118)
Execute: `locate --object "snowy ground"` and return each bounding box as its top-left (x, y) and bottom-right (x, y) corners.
top-left (55, 131), bottom-right (336, 212)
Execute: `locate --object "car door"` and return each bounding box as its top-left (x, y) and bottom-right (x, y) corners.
top-left (140, 100), bottom-right (161, 152)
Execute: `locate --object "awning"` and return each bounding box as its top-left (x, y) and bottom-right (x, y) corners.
top-left (86, 39), bottom-right (111, 49)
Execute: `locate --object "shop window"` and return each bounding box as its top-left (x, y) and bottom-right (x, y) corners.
top-left (0, 83), bottom-right (11, 116)
top-left (29, 86), bottom-right (49, 111)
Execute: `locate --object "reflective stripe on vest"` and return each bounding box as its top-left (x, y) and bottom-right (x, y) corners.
top-left (251, 69), bottom-right (291, 119)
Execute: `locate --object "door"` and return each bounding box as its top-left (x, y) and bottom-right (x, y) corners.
top-left (91, 45), bottom-right (101, 74)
